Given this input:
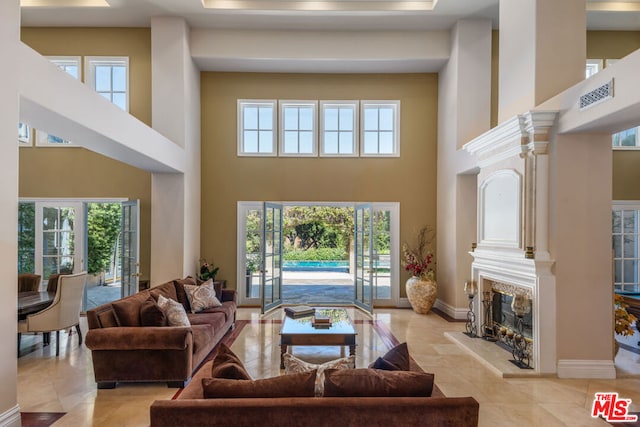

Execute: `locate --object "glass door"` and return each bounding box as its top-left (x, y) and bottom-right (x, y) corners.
top-left (35, 203), bottom-right (84, 288)
top-left (262, 202), bottom-right (283, 313)
top-left (121, 200), bottom-right (140, 298)
top-left (354, 204), bottom-right (373, 313)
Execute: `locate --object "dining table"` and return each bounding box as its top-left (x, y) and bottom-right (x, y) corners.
top-left (18, 290), bottom-right (55, 320)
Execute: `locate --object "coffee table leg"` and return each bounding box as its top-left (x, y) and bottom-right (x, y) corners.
top-left (280, 344), bottom-right (287, 369)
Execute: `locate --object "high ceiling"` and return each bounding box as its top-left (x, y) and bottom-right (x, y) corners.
top-left (19, 0), bottom-right (640, 31)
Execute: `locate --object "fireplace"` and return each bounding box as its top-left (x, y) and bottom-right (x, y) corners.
top-left (463, 111), bottom-right (558, 374)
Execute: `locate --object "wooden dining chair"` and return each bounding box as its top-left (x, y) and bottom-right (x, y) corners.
top-left (46, 273), bottom-right (62, 293)
top-left (18, 272), bottom-right (87, 356)
top-left (18, 273), bottom-right (41, 292)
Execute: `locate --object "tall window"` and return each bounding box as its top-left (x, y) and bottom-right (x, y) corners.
top-left (320, 101), bottom-right (358, 156)
top-left (85, 56), bottom-right (129, 111)
top-left (279, 101), bottom-right (317, 156)
top-left (36, 57), bottom-right (82, 146)
top-left (238, 100), bottom-right (277, 156)
top-left (18, 202), bottom-right (36, 274)
top-left (613, 205), bottom-right (640, 292)
top-left (361, 101), bottom-right (400, 157)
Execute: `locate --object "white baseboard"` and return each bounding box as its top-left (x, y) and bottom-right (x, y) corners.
top-left (0, 405), bottom-right (21, 427)
top-left (433, 299), bottom-right (468, 320)
top-left (557, 359), bottom-right (616, 379)
top-left (398, 298), bottom-right (412, 309)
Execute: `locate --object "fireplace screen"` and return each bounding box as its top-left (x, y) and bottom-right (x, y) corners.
top-left (491, 290), bottom-right (533, 339)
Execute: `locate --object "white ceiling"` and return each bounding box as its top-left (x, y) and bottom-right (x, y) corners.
top-left (19, 0), bottom-right (640, 31)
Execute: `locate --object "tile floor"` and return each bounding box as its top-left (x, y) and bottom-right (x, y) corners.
top-left (17, 307), bottom-right (640, 426)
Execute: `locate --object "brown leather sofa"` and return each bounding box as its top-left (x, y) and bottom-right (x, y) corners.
top-left (85, 278), bottom-right (236, 389)
top-left (149, 357), bottom-right (480, 427)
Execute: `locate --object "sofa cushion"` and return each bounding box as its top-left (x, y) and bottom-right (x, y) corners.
top-left (283, 353), bottom-right (354, 397)
top-left (173, 276), bottom-right (198, 312)
top-left (368, 342), bottom-right (411, 371)
top-left (202, 370), bottom-right (317, 399)
top-left (184, 280), bottom-right (222, 313)
top-left (200, 301), bottom-right (236, 322)
top-left (323, 368), bottom-right (435, 397)
top-left (187, 312), bottom-right (226, 329)
top-left (157, 295), bottom-right (191, 327)
top-left (149, 281), bottom-right (178, 302)
top-left (210, 343), bottom-right (252, 380)
top-left (140, 296), bottom-right (167, 327)
top-left (111, 291), bottom-right (149, 326)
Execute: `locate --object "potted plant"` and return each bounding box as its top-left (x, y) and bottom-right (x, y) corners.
top-left (198, 258), bottom-right (219, 282)
top-left (614, 294), bottom-right (637, 355)
top-left (402, 226), bottom-right (437, 314)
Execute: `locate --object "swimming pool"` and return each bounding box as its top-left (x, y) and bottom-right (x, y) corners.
top-left (283, 260), bottom-right (349, 272)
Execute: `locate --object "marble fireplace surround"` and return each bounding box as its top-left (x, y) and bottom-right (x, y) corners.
top-left (461, 111), bottom-right (558, 375)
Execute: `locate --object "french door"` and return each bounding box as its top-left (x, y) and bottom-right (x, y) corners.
top-left (354, 204), bottom-right (374, 313)
top-left (35, 202), bottom-right (84, 285)
top-left (120, 200), bottom-right (140, 298)
top-left (262, 203), bottom-right (283, 313)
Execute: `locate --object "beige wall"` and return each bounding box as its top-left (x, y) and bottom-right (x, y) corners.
top-left (201, 73), bottom-right (438, 294)
top-left (18, 27), bottom-right (152, 281)
top-left (587, 31), bottom-right (640, 62)
top-left (491, 30), bottom-right (499, 128)
top-left (586, 31), bottom-right (640, 201)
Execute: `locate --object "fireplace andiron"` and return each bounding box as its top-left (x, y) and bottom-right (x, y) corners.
top-left (464, 281), bottom-right (477, 337)
top-left (481, 291), bottom-right (497, 341)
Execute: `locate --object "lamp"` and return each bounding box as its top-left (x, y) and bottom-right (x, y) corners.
top-left (464, 281), bottom-right (477, 337)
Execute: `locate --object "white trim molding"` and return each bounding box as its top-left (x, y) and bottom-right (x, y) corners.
top-left (557, 360), bottom-right (616, 379)
top-left (0, 405), bottom-right (21, 427)
top-left (434, 298), bottom-right (467, 320)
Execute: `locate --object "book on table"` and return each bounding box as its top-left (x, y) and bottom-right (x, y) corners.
top-left (285, 305), bottom-right (315, 318)
top-left (312, 313), bottom-right (332, 328)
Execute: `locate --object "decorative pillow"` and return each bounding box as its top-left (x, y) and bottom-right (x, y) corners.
top-left (210, 343), bottom-right (252, 380)
top-left (173, 276), bottom-right (198, 312)
top-left (202, 371), bottom-right (317, 399)
top-left (283, 353), bottom-right (355, 397)
top-left (323, 368), bottom-right (434, 397)
top-left (368, 342), bottom-right (411, 371)
top-left (184, 279), bottom-right (222, 313)
top-left (156, 295), bottom-right (191, 327)
top-left (140, 296), bottom-right (167, 327)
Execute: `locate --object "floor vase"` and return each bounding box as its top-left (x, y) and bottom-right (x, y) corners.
top-left (406, 276), bottom-right (437, 314)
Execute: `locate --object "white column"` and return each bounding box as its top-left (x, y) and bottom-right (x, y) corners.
top-left (498, 0), bottom-right (586, 122)
top-left (436, 19), bottom-right (491, 318)
top-left (0, 1), bottom-right (22, 425)
top-left (150, 17), bottom-right (201, 284)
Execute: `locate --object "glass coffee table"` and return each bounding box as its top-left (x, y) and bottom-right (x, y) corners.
top-left (280, 308), bottom-right (357, 369)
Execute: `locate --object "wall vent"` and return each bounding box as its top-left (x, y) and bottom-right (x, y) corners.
top-left (579, 79), bottom-right (614, 110)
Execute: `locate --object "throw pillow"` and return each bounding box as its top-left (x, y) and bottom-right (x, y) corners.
top-left (323, 368), bottom-right (435, 397)
top-left (156, 295), bottom-right (191, 327)
top-left (368, 342), bottom-right (411, 371)
top-left (184, 279), bottom-right (222, 313)
top-left (140, 295), bottom-right (167, 327)
top-left (202, 370), bottom-right (317, 399)
top-left (283, 353), bottom-right (355, 397)
top-left (210, 343), bottom-right (252, 380)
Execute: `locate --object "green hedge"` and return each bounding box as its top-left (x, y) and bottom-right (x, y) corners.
top-left (283, 247), bottom-right (347, 261)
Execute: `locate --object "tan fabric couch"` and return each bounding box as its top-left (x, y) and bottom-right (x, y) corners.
top-left (85, 278), bottom-right (236, 389)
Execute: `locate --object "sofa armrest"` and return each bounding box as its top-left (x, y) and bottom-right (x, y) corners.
top-left (86, 326), bottom-right (192, 351)
top-left (220, 289), bottom-right (237, 303)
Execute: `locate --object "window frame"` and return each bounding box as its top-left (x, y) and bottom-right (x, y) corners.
top-left (35, 130), bottom-right (75, 147)
top-left (85, 56), bottom-right (130, 112)
top-left (585, 59), bottom-right (602, 79)
top-left (612, 127), bottom-right (640, 150)
top-left (19, 123), bottom-right (31, 146)
top-left (319, 100), bottom-right (359, 157)
top-left (278, 100), bottom-right (318, 157)
top-left (47, 55), bottom-right (82, 80)
top-left (612, 202), bottom-right (640, 293)
top-left (360, 100), bottom-right (400, 158)
top-left (237, 99), bottom-right (278, 157)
